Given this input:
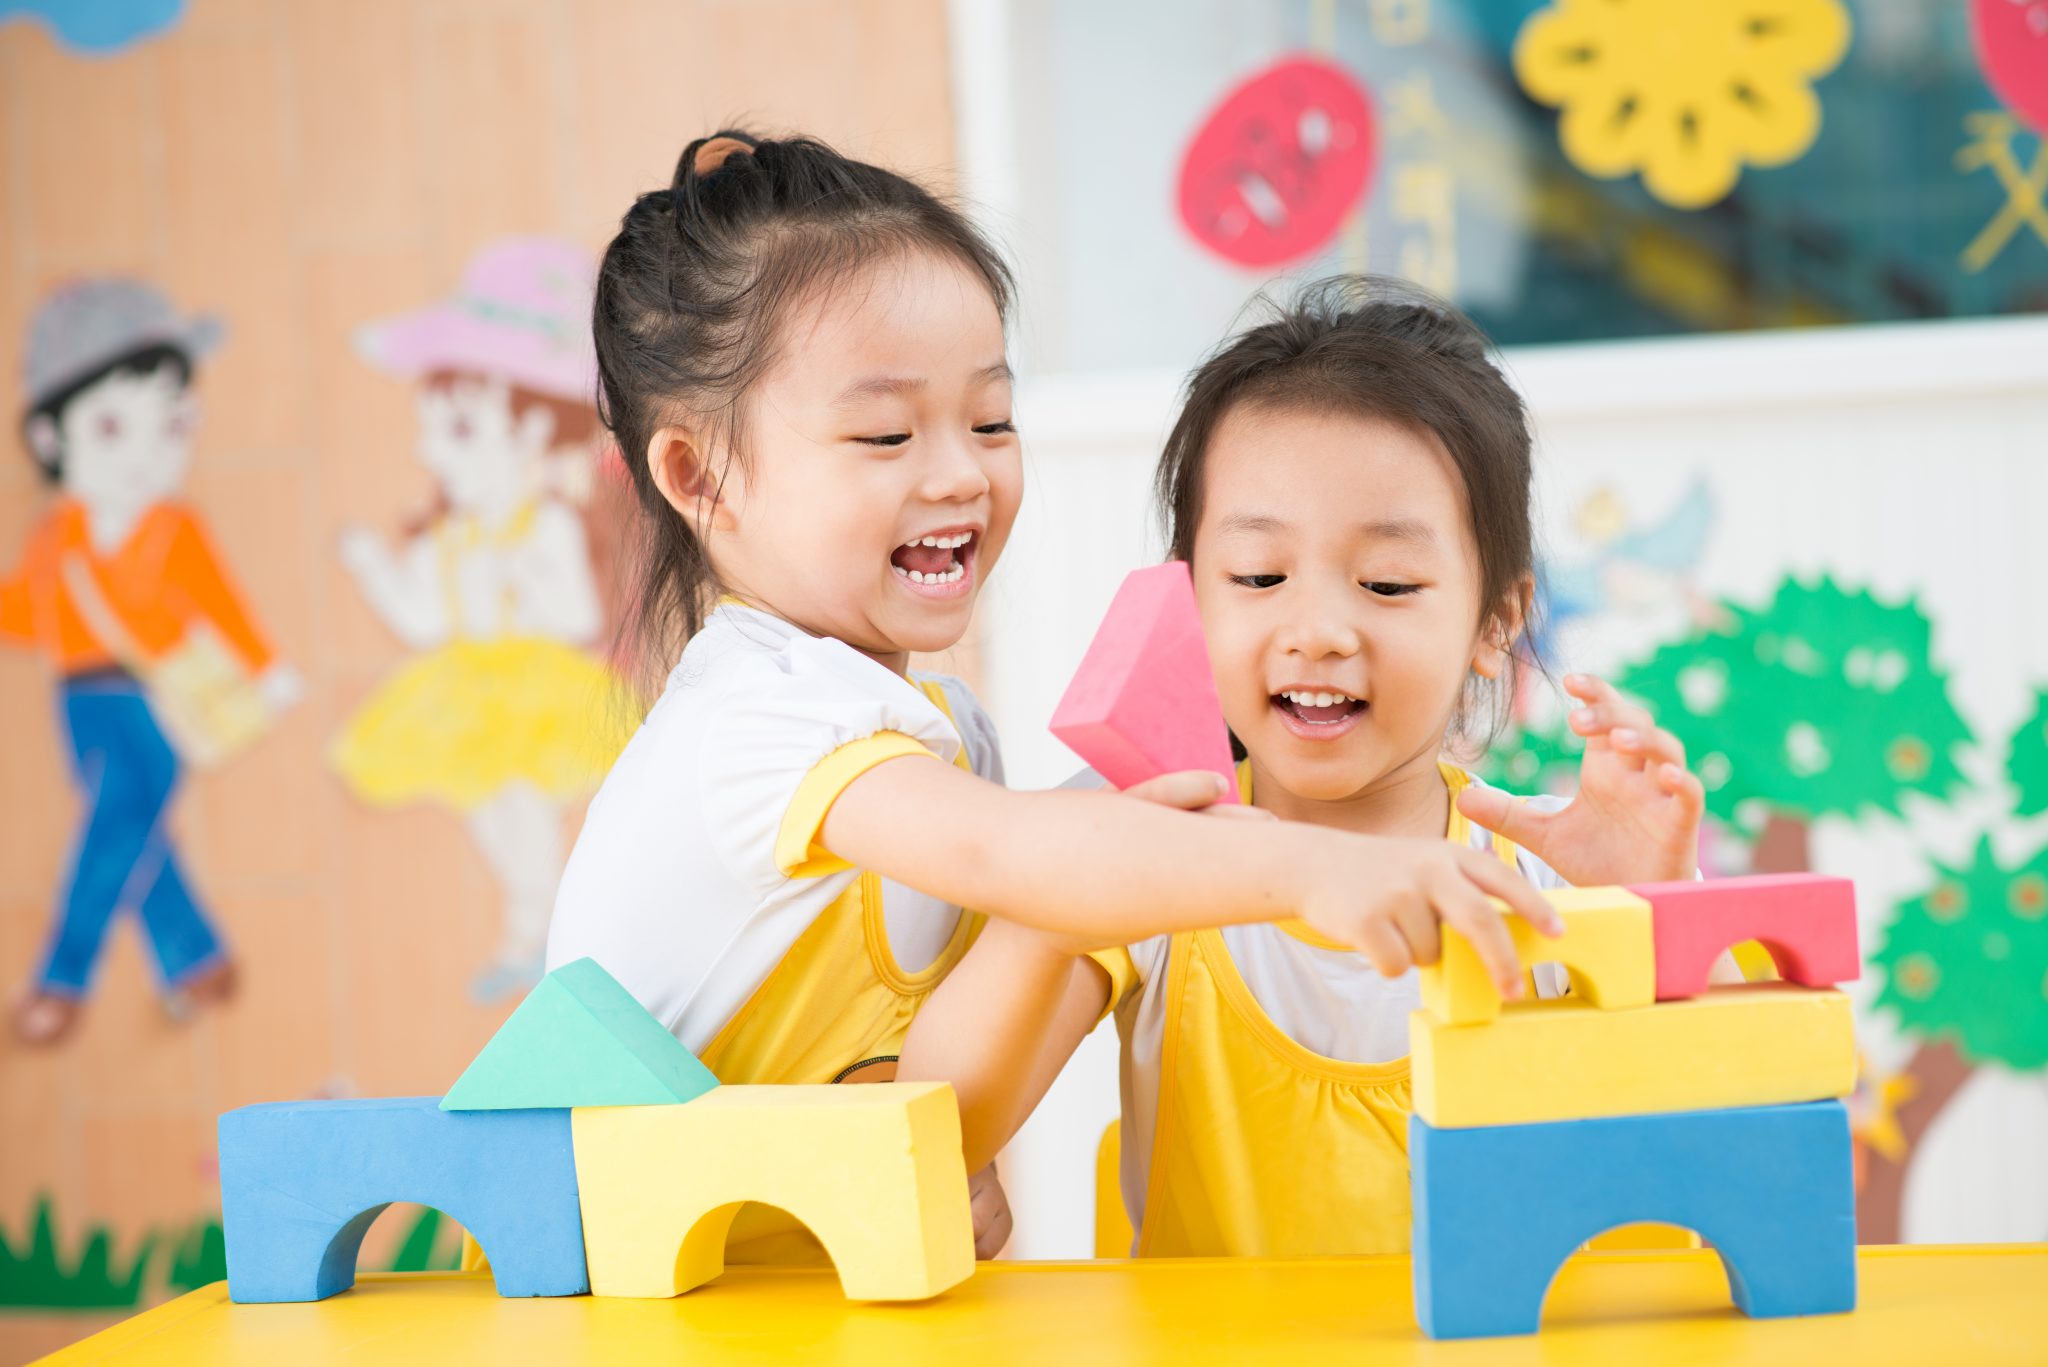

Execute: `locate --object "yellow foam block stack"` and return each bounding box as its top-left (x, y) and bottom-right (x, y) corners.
top-left (1412, 882), bottom-right (1858, 1128)
top-left (572, 1082), bottom-right (975, 1301)
top-left (1411, 984), bottom-right (1856, 1127)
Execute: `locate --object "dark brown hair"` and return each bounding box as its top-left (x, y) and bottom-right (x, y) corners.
top-left (592, 129), bottom-right (1014, 693)
top-left (1156, 275), bottom-right (1539, 743)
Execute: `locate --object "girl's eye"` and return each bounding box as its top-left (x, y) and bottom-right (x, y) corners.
top-left (1363, 582), bottom-right (1420, 597)
top-left (1229, 574), bottom-right (1286, 589)
top-left (973, 421), bottom-right (1016, 436)
top-left (854, 433), bottom-right (912, 447)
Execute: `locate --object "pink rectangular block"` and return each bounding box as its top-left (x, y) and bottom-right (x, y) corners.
top-left (1051, 562), bottom-right (1237, 799)
top-left (1628, 873), bottom-right (1860, 1000)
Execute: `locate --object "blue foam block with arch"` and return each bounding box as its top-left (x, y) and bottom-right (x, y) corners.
top-left (1410, 1099), bottom-right (1856, 1339)
top-left (219, 1097), bottom-right (587, 1302)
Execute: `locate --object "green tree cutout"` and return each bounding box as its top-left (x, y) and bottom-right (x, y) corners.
top-left (1619, 575), bottom-right (1973, 870)
top-left (1873, 836), bottom-right (2048, 1072)
top-left (1858, 831), bottom-right (2048, 1243)
top-left (2009, 688), bottom-right (2048, 819)
top-left (1477, 711), bottom-right (1584, 797)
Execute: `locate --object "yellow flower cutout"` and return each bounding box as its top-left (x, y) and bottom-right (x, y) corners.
top-left (1514, 0), bottom-right (1852, 209)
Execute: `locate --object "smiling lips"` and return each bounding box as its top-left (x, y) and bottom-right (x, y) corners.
top-left (891, 530), bottom-right (975, 590)
top-left (1273, 687), bottom-right (1366, 737)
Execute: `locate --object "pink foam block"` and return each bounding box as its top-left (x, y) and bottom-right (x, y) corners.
top-left (1629, 873), bottom-right (1861, 1000)
top-left (1050, 562), bottom-right (1237, 800)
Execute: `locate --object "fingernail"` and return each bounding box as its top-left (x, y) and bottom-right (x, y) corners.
top-left (1213, 772), bottom-right (1230, 794)
top-left (1502, 978), bottom-right (1524, 1000)
top-left (1571, 709), bottom-right (1594, 728)
top-left (1612, 728), bottom-right (1638, 746)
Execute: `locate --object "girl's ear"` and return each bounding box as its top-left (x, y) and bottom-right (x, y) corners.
top-left (647, 425), bottom-right (737, 536)
top-left (1470, 571), bottom-right (1535, 680)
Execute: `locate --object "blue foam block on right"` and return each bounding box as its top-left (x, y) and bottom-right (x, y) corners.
top-left (218, 1097), bottom-right (587, 1303)
top-left (1411, 1099), bottom-right (1856, 1340)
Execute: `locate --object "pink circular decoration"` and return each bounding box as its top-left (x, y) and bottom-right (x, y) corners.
top-left (1176, 56), bottom-right (1378, 269)
top-left (1973, 0), bottom-right (2048, 134)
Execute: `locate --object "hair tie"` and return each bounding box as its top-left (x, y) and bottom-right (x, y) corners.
top-left (692, 135), bottom-right (754, 178)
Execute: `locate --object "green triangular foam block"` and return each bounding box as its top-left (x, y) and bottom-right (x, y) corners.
top-left (441, 958), bottom-right (721, 1111)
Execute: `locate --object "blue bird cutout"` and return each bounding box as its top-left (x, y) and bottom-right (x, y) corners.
top-left (1, 0), bottom-right (184, 56)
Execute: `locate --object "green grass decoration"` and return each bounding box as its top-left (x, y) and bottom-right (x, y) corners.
top-left (0, 1195), bottom-right (155, 1311)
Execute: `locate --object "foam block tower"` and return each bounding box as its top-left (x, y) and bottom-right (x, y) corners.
top-left (1409, 872), bottom-right (1861, 1340)
top-left (218, 957), bottom-right (976, 1305)
top-left (1051, 561), bottom-right (1237, 799)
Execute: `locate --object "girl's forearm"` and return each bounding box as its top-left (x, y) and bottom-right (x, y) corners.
top-left (823, 756), bottom-right (1320, 948)
top-left (897, 921), bottom-right (1107, 1171)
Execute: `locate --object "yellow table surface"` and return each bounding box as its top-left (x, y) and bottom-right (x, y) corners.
top-left (39, 1246), bottom-right (2048, 1365)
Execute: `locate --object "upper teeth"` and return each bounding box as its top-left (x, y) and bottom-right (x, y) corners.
top-left (905, 532), bottom-right (972, 550)
top-left (1282, 690), bottom-right (1354, 707)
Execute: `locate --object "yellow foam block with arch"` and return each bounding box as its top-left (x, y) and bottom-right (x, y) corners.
top-left (1410, 984), bottom-right (1856, 1129)
top-left (571, 1082), bottom-right (974, 1301)
top-left (1419, 885), bottom-right (1655, 1025)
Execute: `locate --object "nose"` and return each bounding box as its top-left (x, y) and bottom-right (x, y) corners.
top-left (1274, 581), bottom-right (1364, 662)
top-left (917, 431), bottom-right (992, 505)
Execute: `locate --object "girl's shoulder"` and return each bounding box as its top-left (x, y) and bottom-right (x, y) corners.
top-left (905, 672), bottom-right (1004, 784)
top-left (647, 604), bottom-right (974, 764)
top-left (669, 603), bottom-right (882, 694)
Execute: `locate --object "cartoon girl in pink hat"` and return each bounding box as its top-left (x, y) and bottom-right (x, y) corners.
top-left (332, 238), bottom-right (630, 1002)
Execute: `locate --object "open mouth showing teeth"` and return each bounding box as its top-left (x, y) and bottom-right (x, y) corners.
top-left (1274, 689), bottom-right (1366, 725)
top-left (891, 531), bottom-right (974, 585)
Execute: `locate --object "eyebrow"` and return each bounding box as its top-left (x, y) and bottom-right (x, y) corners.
top-left (1214, 513), bottom-right (1442, 549)
top-left (831, 361), bottom-right (1013, 411)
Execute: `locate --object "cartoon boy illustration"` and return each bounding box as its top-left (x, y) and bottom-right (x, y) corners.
top-left (2, 280), bottom-right (297, 1045)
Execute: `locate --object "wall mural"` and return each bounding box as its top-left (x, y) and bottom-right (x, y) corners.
top-left (1491, 501), bottom-right (2047, 1245)
top-left (330, 238), bottom-right (632, 1003)
top-left (2, 280), bottom-right (298, 1047)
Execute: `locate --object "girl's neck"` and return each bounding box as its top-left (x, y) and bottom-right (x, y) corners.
top-left (718, 592), bottom-right (911, 676)
top-left (1248, 745), bottom-right (1452, 841)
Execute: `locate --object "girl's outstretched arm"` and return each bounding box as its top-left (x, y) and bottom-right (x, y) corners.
top-left (896, 918), bottom-right (1111, 1173)
top-left (821, 753), bottom-right (1563, 995)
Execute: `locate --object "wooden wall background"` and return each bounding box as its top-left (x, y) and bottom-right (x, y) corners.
top-left (0, 2), bottom-right (959, 1358)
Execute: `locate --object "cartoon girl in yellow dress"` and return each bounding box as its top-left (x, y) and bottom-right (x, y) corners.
top-left (332, 238), bottom-right (629, 1002)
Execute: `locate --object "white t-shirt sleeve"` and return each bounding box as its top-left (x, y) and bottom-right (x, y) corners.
top-left (693, 633), bottom-right (965, 896)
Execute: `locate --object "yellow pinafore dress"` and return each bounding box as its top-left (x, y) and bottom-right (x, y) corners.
top-left (464, 676), bottom-right (983, 1274)
top-left (698, 678), bottom-right (984, 1264)
top-left (1133, 762), bottom-right (1518, 1259)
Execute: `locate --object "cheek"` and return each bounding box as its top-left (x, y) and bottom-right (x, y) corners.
top-left (1199, 607), bottom-right (1268, 705)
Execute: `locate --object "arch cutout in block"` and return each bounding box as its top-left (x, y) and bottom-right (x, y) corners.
top-left (1581, 1220), bottom-right (1701, 1252)
top-left (656, 1200), bottom-right (857, 1298)
top-left (296, 1202), bottom-right (474, 1297)
top-left (218, 1098), bottom-right (587, 1303)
